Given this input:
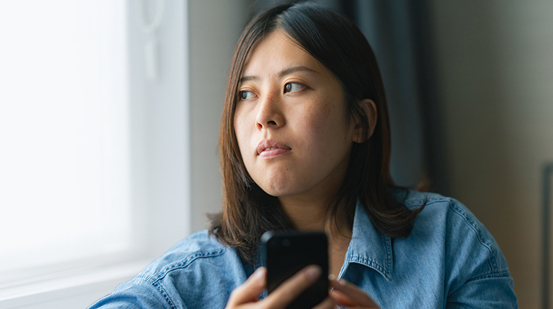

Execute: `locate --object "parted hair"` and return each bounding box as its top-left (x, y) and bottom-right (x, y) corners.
top-left (209, 2), bottom-right (423, 264)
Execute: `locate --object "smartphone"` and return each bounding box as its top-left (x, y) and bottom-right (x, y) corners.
top-left (260, 230), bottom-right (329, 309)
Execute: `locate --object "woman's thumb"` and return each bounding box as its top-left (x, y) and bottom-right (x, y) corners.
top-left (227, 267), bottom-right (267, 306)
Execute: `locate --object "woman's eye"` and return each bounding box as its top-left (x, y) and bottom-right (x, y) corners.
top-left (239, 91), bottom-right (255, 100)
top-left (284, 82), bottom-right (305, 94)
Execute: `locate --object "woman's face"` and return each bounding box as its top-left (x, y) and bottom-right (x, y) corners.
top-left (234, 30), bottom-right (356, 203)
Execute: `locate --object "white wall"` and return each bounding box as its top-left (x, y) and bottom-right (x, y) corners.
top-left (189, 0), bottom-right (252, 232)
top-left (430, 1), bottom-right (553, 307)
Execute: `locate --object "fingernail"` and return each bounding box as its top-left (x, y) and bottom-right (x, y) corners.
top-left (252, 267), bottom-right (266, 280)
top-left (305, 265), bottom-right (321, 280)
top-left (328, 274), bottom-right (336, 281)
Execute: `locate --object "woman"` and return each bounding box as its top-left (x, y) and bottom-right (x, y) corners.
top-left (90, 3), bottom-right (517, 308)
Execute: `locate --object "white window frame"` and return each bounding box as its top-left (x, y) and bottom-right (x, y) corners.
top-left (0, 0), bottom-right (190, 307)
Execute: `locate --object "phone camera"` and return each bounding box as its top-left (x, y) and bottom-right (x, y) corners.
top-left (282, 239), bottom-right (290, 247)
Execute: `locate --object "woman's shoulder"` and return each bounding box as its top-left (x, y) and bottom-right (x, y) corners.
top-left (135, 230), bottom-right (238, 283)
top-left (396, 190), bottom-right (488, 230)
top-left (397, 190), bottom-right (495, 242)
top-left (395, 190), bottom-right (511, 277)
top-left (393, 189), bottom-right (453, 210)
top-left (89, 231), bottom-right (248, 308)
top-left (389, 190), bottom-right (517, 305)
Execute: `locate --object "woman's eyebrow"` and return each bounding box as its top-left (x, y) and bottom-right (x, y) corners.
top-left (278, 65), bottom-right (319, 77)
top-left (239, 66), bottom-right (319, 83)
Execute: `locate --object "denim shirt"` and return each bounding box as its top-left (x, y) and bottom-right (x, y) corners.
top-left (89, 191), bottom-right (517, 308)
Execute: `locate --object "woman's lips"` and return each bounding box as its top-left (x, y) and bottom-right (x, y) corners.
top-left (257, 140), bottom-right (292, 158)
top-left (259, 148), bottom-right (291, 158)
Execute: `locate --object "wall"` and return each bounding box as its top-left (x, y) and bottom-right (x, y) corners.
top-left (430, 1), bottom-right (553, 307)
top-left (189, 0), bottom-right (252, 232)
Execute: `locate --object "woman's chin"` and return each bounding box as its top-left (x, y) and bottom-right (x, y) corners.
top-left (261, 187), bottom-right (291, 198)
top-left (259, 182), bottom-right (298, 198)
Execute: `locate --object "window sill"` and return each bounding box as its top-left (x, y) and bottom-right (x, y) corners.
top-left (0, 259), bottom-right (151, 309)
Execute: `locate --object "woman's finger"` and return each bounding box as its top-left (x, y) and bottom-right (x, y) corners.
top-left (262, 265), bottom-right (322, 308)
top-left (330, 279), bottom-right (379, 308)
top-left (329, 289), bottom-right (357, 307)
top-left (311, 296), bottom-right (336, 309)
top-left (226, 267), bottom-right (267, 306)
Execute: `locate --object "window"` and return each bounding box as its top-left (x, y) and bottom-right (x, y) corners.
top-left (0, 0), bottom-right (190, 307)
top-left (0, 0), bottom-right (131, 275)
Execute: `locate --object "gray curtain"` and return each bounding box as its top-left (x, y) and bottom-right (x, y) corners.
top-left (252, 0), bottom-right (448, 194)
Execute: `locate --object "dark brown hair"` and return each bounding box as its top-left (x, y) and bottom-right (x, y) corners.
top-left (210, 2), bottom-right (423, 264)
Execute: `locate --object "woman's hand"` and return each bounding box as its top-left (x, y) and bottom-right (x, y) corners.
top-left (226, 265), bottom-right (336, 309)
top-left (329, 278), bottom-right (379, 309)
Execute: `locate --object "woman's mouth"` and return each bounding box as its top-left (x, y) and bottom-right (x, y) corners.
top-left (257, 140), bottom-right (292, 158)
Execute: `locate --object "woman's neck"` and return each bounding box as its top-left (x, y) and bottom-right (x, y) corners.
top-left (278, 194), bottom-right (352, 238)
top-left (278, 194), bottom-right (353, 276)
top-left (279, 194), bottom-right (328, 230)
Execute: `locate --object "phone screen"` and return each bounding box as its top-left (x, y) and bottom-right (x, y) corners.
top-left (261, 231), bottom-right (329, 309)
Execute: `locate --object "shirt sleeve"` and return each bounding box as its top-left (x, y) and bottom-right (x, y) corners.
top-left (444, 200), bottom-right (518, 308)
top-left (446, 272), bottom-right (517, 308)
top-left (88, 278), bottom-right (178, 309)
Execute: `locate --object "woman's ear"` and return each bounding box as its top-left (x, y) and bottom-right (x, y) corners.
top-left (351, 99), bottom-right (377, 143)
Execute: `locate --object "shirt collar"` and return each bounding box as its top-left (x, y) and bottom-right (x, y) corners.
top-left (345, 201), bottom-right (394, 281)
top-left (252, 201), bottom-right (395, 282)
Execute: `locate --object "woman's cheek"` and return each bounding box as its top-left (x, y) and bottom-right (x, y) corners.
top-left (234, 111), bottom-right (250, 143)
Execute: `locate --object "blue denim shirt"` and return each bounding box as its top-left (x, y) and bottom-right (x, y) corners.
top-left (89, 191), bottom-right (517, 308)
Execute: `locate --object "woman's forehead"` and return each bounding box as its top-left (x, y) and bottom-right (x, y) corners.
top-left (240, 30), bottom-right (325, 78)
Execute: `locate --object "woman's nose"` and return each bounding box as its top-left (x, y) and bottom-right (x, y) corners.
top-left (255, 91), bottom-right (285, 130)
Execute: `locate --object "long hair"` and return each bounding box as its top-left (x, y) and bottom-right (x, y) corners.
top-left (210, 2), bottom-right (423, 264)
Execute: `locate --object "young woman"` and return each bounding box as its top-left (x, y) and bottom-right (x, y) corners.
top-left (90, 3), bottom-right (517, 308)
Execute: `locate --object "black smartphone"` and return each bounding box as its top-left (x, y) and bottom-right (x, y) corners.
top-left (260, 230), bottom-right (329, 309)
